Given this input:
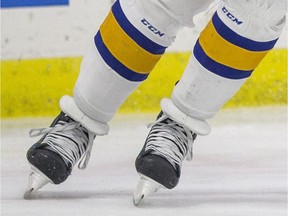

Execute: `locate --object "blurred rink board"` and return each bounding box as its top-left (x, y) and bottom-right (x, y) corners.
top-left (1, 1), bottom-right (287, 118)
top-left (0, 0), bottom-right (69, 8)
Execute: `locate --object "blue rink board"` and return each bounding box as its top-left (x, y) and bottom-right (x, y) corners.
top-left (1, 0), bottom-right (69, 8)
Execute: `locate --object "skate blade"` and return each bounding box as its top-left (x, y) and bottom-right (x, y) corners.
top-left (24, 166), bottom-right (51, 199)
top-left (133, 174), bottom-right (163, 206)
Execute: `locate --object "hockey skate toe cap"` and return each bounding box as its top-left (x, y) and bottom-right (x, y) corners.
top-left (27, 148), bottom-right (71, 184)
top-left (136, 154), bottom-right (179, 189)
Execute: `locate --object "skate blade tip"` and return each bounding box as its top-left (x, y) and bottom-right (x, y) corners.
top-left (23, 188), bottom-right (36, 199)
top-left (24, 165), bottom-right (51, 199)
top-left (133, 195), bottom-right (144, 206)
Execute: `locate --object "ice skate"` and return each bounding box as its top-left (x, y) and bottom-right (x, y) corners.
top-left (133, 110), bottom-right (197, 205)
top-left (24, 111), bottom-right (97, 198)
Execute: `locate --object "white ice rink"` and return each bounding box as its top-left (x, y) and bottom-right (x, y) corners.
top-left (1, 107), bottom-right (287, 216)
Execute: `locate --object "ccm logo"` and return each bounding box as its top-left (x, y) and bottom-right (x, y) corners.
top-left (222, 6), bottom-right (243, 25)
top-left (141, 18), bottom-right (165, 37)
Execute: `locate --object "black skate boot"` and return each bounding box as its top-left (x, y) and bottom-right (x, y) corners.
top-left (24, 111), bottom-right (96, 198)
top-left (133, 111), bottom-right (197, 205)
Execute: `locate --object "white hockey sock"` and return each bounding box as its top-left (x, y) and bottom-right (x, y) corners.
top-left (73, 0), bottom-right (180, 123)
top-left (172, 0), bottom-right (287, 121)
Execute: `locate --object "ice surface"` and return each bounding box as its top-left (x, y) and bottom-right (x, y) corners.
top-left (1, 107), bottom-right (287, 216)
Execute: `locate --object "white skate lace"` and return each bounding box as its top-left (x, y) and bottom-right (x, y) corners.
top-left (145, 114), bottom-right (195, 170)
top-left (29, 120), bottom-right (95, 170)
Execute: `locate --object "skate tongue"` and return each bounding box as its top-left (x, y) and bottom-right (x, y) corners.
top-left (133, 175), bottom-right (162, 206)
top-left (24, 167), bottom-right (50, 199)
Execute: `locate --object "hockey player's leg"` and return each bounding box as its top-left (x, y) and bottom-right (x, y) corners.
top-left (133, 0), bottom-right (216, 205)
top-left (24, 0), bottom-right (181, 198)
top-left (134, 0), bottom-right (287, 205)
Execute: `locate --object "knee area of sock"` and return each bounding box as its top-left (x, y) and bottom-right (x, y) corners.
top-left (223, 0), bottom-right (286, 19)
top-left (219, 0), bottom-right (286, 39)
top-left (120, 0), bottom-right (181, 46)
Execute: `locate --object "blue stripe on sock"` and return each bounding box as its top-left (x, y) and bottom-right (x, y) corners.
top-left (194, 40), bottom-right (253, 79)
top-left (112, 0), bottom-right (167, 55)
top-left (94, 32), bottom-right (148, 82)
top-left (212, 12), bottom-right (278, 52)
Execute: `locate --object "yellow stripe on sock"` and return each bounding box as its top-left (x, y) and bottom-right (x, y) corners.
top-left (100, 11), bottom-right (162, 74)
top-left (199, 20), bottom-right (269, 71)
